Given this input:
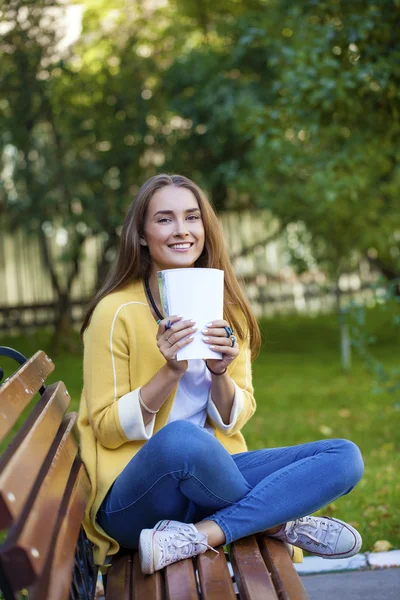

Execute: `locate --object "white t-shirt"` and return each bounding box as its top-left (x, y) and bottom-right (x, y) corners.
top-left (167, 359), bottom-right (214, 432)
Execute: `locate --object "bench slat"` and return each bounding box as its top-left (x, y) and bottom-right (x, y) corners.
top-left (258, 536), bottom-right (309, 600)
top-left (0, 381), bottom-right (70, 529)
top-left (131, 552), bottom-right (163, 599)
top-left (0, 351), bottom-right (54, 441)
top-left (196, 547), bottom-right (236, 600)
top-left (0, 412), bottom-right (79, 590)
top-left (165, 557), bottom-right (199, 600)
top-left (29, 460), bottom-right (91, 600)
top-left (230, 536), bottom-right (279, 600)
top-left (105, 553), bottom-right (132, 600)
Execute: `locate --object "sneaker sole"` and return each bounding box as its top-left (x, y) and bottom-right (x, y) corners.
top-left (139, 528), bottom-right (155, 574)
top-left (139, 521), bottom-right (171, 574)
top-left (310, 518), bottom-right (363, 560)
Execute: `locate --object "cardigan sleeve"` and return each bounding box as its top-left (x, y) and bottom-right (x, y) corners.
top-left (206, 322), bottom-right (256, 437)
top-left (83, 298), bottom-right (155, 449)
top-left (207, 382), bottom-right (244, 430)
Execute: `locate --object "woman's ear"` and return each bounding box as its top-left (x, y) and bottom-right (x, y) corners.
top-left (140, 237), bottom-right (148, 246)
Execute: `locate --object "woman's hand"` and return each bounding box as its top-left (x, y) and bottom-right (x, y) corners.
top-left (156, 316), bottom-right (196, 373)
top-left (202, 320), bottom-right (239, 374)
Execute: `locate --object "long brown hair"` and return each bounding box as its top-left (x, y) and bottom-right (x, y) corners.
top-left (81, 174), bottom-right (261, 359)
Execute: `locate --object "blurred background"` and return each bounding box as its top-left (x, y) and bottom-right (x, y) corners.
top-left (0, 0), bottom-right (399, 552)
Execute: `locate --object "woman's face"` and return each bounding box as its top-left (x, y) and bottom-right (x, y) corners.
top-left (141, 185), bottom-right (205, 273)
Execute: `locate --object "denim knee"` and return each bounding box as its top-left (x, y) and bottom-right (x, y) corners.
top-left (328, 438), bottom-right (364, 491)
top-left (151, 420), bottom-right (213, 471)
top-left (156, 419), bottom-right (206, 445)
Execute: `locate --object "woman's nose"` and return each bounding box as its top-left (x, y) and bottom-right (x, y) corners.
top-left (174, 220), bottom-right (189, 236)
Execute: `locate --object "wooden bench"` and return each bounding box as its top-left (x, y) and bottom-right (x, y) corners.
top-left (0, 347), bottom-right (98, 600)
top-left (104, 536), bottom-right (309, 600)
top-left (0, 347), bottom-right (309, 600)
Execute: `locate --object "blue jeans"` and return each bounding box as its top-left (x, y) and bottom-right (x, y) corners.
top-left (97, 420), bottom-right (364, 549)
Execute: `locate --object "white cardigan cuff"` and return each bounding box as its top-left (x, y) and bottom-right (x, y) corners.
top-left (207, 382), bottom-right (244, 431)
top-left (118, 388), bottom-right (155, 440)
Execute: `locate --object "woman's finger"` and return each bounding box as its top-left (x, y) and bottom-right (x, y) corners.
top-left (157, 319), bottom-right (196, 347)
top-left (202, 335), bottom-right (233, 347)
top-left (167, 325), bottom-right (197, 346)
top-left (201, 326), bottom-right (227, 338)
top-left (158, 315), bottom-right (183, 334)
top-left (206, 346), bottom-right (238, 372)
top-left (209, 342), bottom-right (239, 356)
top-left (204, 320), bottom-right (229, 329)
top-left (158, 317), bottom-right (196, 336)
top-left (160, 333), bottom-right (195, 359)
top-left (202, 322), bottom-right (234, 338)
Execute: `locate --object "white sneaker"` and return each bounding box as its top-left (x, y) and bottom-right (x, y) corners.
top-left (271, 516), bottom-right (362, 559)
top-left (139, 520), bottom-right (218, 574)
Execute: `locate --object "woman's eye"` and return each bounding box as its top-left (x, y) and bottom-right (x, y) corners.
top-left (187, 214), bottom-right (200, 220)
top-left (158, 218), bottom-right (171, 223)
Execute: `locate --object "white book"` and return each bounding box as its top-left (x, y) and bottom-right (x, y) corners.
top-left (158, 268), bottom-right (224, 360)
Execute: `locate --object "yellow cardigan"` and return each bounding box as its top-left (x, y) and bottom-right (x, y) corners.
top-left (78, 280), bottom-right (257, 566)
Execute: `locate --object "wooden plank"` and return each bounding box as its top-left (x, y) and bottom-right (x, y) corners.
top-left (0, 412), bottom-right (79, 590)
top-left (105, 553), bottom-right (132, 600)
top-left (131, 551), bottom-right (163, 600)
top-left (29, 460), bottom-right (91, 600)
top-left (196, 547), bottom-right (236, 600)
top-left (258, 536), bottom-right (310, 600)
top-left (0, 381), bottom-right (70, 529)
top-left (0, 350), bottom-right (54, 441)
top-left (229, 535), bottom-right (278, 600)
top-left (165, 557), bottom-right (198, 600)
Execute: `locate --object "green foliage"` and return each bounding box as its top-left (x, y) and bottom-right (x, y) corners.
top-left (250, 0), bottom-right (400, 278)
top-left (158, 0), bottom-right (400, 278)
top-left (1, 0), bottom-right (399, 317)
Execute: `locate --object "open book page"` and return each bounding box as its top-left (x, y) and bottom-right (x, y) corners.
top-left (157, 268), bottom-right (224, 360)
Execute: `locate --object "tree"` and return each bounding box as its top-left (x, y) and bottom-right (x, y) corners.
top-left (248, 0), bottom-right (400, 284)
top-left (0, 0), bottom-right (164, 349)
top-left (155, 0), bottom-right (400, 285)
top-left (0, 0), bottom-right (85, 350)
top-left (2, 0), bottom-right (399, 349)
top-left (156, 0), bottom-right (279, 211)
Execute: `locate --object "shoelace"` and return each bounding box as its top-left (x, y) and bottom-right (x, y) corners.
top-left (286, 517), bottom-right (337, 548)
top-left (162, 526), bottom-right (218, 562)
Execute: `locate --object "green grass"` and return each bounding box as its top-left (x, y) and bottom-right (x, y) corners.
top-left (1, 308), bottom-right (399, 553)
top-left (244, 311), bottom-right (400, 553)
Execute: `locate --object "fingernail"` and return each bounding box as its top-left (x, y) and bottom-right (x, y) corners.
top-left (206, 322), bottom-right (213, 327)
top-left (202, 337), bottom-right (209, 341)
top-left (202, 328), bottom-right (209, 334)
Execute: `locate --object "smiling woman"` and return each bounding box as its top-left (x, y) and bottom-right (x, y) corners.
top-left (77, 173), bottom-right (364, 575)
top-left (139, 186), bottom-right (205, 272)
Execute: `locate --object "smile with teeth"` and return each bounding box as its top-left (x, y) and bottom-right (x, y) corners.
top-left (169, 243), bottom-right (193, 250)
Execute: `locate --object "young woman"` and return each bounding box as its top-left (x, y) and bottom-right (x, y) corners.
top-left (78, 174), bottom-right (364, 574)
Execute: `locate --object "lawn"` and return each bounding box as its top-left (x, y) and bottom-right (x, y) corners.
top-left (1, 309), bottom-right (399, 553)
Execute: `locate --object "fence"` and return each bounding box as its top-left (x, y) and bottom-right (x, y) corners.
top-left (0, 210), bottom-right (379, 333)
